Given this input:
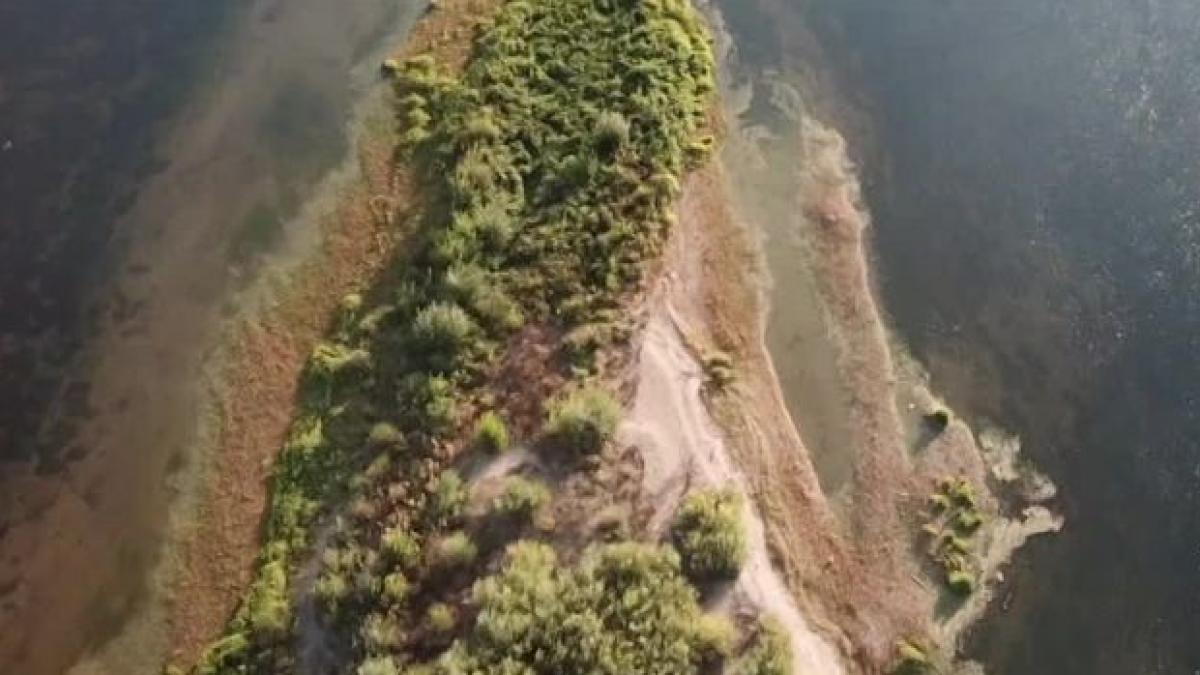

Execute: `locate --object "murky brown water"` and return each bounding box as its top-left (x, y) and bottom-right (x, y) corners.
top-left (0, 1), bottom-right (427, 673)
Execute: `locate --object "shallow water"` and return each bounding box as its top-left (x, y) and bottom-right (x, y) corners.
top-left (720, 0), bottom-right (1200, 672)
top-left (0, 0), bottom-right (425, 672)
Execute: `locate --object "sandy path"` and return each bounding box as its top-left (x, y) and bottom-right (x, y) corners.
top-left (622, 296), bottom-right (846, 675)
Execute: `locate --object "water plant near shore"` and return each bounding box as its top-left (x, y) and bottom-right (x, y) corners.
top-left (922, 476), bottom-right (984, 597)
top-left (191, 0), bottom-right (742, 672)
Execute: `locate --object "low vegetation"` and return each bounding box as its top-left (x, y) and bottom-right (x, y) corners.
top-left (733, 617), bottom-right (794, 675)
top-left (192, 0), bottom-right (731, 672)
top-left (922, 476), bottom-right (984, 597)
top-left (427, 541), bottom-right (737, 673)
top-left (671, 488), bottom-right (749, 582)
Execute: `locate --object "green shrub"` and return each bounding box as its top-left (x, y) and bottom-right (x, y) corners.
top-left (433, 531), bottom-right (479, 569)
top-left (894, 639), bottom-right (933, 675)
top-left (594, 111), bottom-right (631, 154)
top-left (493, 475), bottom-right (552, 519)
top-left (544, 385), bottom-right (621, 454)
top-left (671, 489), bottom-right (748, 581)
top-left (315, 571), bottom-right (351, 608)
top-left (382, 572), bottom-right (412, 604)
top-left (381, 527), bottom-right (421, 569)
top-left (367, 422), bottom-right (403, 449)
top-left (474, 411), bottom-right (511, 453)
top-left (947, 570), bottom-right (976, 596)
top-left (733, 617), bottom-right (793, 675)
top-left (692, 614), bottom-right (738, 664)
top-left (427, 603), bottom-right (457, 634)
top-left (428, 470), bottom-right (468, 525)
top-left (361, 612), bottom-right (403, 653)
top-left (412, 302), bottom-right (476, 354)
top-left (358, 655), bottom-right (400, 675)
top-left (441, 540), bottom-right (723, 673)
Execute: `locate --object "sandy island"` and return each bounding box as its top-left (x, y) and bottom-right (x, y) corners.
top-left (160, 1), bottom-right (1061, 673)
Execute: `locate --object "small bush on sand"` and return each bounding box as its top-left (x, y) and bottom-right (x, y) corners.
top-left (544, 385), bottom-right (621, 454)
top-left (671, 489), bottom-right (748, 582)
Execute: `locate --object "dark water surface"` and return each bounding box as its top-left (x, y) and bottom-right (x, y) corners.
top-left (726, 0), bottom-right (1200, 672)
top-left (0, 0), bottom-right (239, 466)
top-left (0, 0), bottom-right (414, 671)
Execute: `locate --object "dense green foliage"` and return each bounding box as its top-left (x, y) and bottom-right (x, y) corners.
top-left (194, 0), bottom-right (715, 671)
top-left (671, 488), bottom-right (749, 582)
top-left (493, 475), bottom-right (553, 519)
top-left (429, 541), bottom-right (731, 674)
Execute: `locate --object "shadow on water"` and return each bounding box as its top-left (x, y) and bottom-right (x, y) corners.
top-left (719, 0), bottom-right (1200, 672)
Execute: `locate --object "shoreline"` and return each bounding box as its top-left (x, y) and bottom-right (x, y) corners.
top-left (141, 1), bottom-right (1059, 672)
top-left (162, 0), bottom-right (503, 665)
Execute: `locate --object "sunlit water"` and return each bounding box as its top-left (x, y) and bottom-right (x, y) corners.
top-left (718, 0), bottom-right (1200, 672)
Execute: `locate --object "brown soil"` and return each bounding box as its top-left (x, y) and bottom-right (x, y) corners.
top-left (671, 148), bottom-right (931, 669)
top-left (164, 0), bottom-right (503, 665)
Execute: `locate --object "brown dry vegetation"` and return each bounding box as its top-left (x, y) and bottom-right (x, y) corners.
top-left (671, 153), bottom-right (931, 668)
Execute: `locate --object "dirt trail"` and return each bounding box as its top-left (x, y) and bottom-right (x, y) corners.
top-left (622, 291), bottom-right (846, 675)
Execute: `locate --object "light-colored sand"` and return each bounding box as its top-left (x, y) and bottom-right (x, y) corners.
top-left (623, 296), bottom-right (847, 675)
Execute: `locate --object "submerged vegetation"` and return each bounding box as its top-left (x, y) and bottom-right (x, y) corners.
top-left (188, 0), bottom-right (775, 673)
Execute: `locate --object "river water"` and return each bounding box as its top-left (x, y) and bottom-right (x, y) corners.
top-left (0, 0), bottom-right (424, 672)
top-left (718, 0), bottom-right (1200, 673)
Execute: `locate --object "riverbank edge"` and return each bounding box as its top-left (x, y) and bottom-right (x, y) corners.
top-left (162, 1), bottom-right (503, 664)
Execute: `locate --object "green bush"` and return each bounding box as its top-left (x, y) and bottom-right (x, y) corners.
top-left (427, 603), bottom-right (457, 634)
top-left (361, 612), bottom-right (403, 653)
top-left (315, 571), bottom-right (351, 608)
top-left (381, 527), bottom-right (422, 569)
top-left (428, 470), bottom-right (468, 525)
top-left (671, 489), bottom-right (748, 581)
top-left (433, 531), bottom-right (479, 569)
top-left (367, 422), bottom-right (402, 449)
top-left (493, 475), bottom-right (552, 519)
top-left (594, 111), bottom-right (631, 155)
top-left (474, 411), bottom-right (511, 453)
top-left (412, 302), bottom-right (476, 354)
top-left (733, 617), bottom-right (793, 675)
top-left (544, 385), bottom-right (621, 454)
top-left (433, 540), bottom-right (725, 674)
top-left (692, 614), bottom-right (738, 665)
top-left (358, 655), bottom-right (400, 675)
top-left (382, 572), bottom-right (412, 604)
